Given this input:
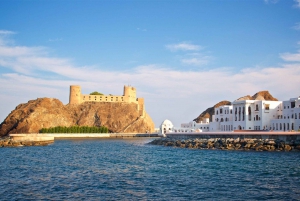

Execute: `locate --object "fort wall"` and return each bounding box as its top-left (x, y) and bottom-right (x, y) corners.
top-left (69, 85), bottom-right (145, 117)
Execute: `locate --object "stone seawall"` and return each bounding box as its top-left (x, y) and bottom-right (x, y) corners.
top-left (149, 137), bottom-right (300, 151)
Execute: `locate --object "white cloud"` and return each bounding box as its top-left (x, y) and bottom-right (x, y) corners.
top-left (280, 51), bottom-right (300, 62)
top-left (0, 30), bottom-right (16, 35)
top-left (0, 33), bottom-right (300, 126)
top-left (180, 53), bottom-right (211, 66)
top-left (294, 0), bottom-right (300, 8)
top-left (264, 0), bottom-right (279, 4)
top-left (166, 42), bottom-right (201, 52)
top-left (137, 28), bottom-right (147, 32)
top-left (292, 22), bottom-right (300, 30)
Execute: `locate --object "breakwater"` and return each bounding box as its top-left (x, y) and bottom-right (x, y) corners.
top-left (149, 137), bottom-right (300, 151)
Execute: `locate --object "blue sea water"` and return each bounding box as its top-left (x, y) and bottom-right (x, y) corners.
top-left (0, 138), bottom-right (299, 201)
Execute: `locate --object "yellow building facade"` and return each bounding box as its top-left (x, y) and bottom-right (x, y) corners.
top-left (69, 85), bottom-right (145, 116)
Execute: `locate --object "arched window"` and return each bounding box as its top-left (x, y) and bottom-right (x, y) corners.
top-left (280, 123), bottom-right (282, 130)
top-left (216, 110), bottom-right (218, 115)
top-left (256, 104), bottom-right (259, 111)
top-left (295, 113), bottom-right (297, 119)
top-left (221, 118), bottom-right (224, 122)
top-left (287, 123), bottom-right (290, 131)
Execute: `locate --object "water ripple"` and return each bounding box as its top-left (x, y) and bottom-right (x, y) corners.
top-left (0, 138), bottom-right (299, 200)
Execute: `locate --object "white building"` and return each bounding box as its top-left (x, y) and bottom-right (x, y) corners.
top-left (161, 96), bottom-right (300, 133)
top-left (210, 105), bottom-right (233, 132)
top-left (159, 119), bottom-right (174, 134)
top-left (271, 97), bottom-right (300, 131)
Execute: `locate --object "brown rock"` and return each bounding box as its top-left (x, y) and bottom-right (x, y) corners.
top-left (284, 145), bottom-right (292, 151)
top-left (0, 98), bottom-right (155, 136)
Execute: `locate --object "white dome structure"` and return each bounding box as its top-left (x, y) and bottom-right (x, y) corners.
top-left (160, 119), bottom-right (174, 135)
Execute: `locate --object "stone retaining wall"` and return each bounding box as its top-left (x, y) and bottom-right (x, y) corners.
top-left (149, 137), bottom-right (300, 151)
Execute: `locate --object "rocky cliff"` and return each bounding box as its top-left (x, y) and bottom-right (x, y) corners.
top-left (193, 91), bottom-right (278, 123)
top-left (0, 98), bottom-right (155, 136)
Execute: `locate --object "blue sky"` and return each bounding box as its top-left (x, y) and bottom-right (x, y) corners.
top-left (0, 0), bottom-right (300, 127)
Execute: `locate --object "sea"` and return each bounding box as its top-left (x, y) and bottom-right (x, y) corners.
top-left (0, 138), bottom-right (299, 201)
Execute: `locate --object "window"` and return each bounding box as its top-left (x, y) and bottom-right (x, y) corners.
top-left (216, 110), bottom-right (218, 115)
top-left (220, 108), bottom-right (223, 114)
top-left (295, 113), bottom-right (297, 119)
top-left (291, 102), bottom-right (295, 108)
top-left (230, 109), bottom-right (232, 114)
top-left (255, 104), bottom-right (259, 111)
top-left (248, 106), bottom-right (252, 121)
top-left (265, 104), bottom-right (270, 110)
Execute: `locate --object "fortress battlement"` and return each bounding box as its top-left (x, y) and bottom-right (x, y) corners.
top-left (69, 85), bottom-right (145, 116)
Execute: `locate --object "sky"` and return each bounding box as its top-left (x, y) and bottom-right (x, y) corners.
top-left (0, 0), bottom-right (300, 127)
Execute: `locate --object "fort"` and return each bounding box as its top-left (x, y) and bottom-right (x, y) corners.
top-left (69, 85), bottom-right (145, 117)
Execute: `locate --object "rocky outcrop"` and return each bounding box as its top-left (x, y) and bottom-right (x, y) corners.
top-left (0, 137), bottom-right (53, 147)
top-left (149, 138), bottom-right (300, 151)
top-left (236, 91), bottom-right (278, 101)
top-left (193, 91), bottom-right (277, 123)
top-left (0, 98), bottom-right (155, 136)
top-left (193, 101), bottom-right (231, 123)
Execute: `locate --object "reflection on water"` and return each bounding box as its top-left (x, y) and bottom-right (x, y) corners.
top-left (0, 138), bottom-right (299, 200)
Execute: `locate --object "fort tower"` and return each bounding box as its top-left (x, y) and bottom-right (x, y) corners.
top-left (69, 85), bottom-right (82, 104)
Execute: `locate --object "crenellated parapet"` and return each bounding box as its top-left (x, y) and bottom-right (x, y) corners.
top-left (69, 85), bottom-right (145, 117)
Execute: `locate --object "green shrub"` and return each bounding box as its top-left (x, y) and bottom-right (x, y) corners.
top-left (39, 125), bottom-right (109, 133)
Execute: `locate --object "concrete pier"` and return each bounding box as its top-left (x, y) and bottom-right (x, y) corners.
top-left (9, 133), bottom-right (159, 141)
